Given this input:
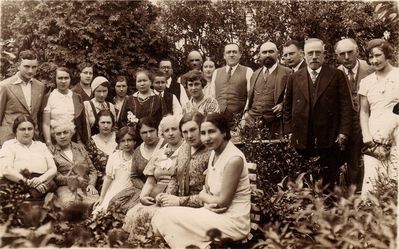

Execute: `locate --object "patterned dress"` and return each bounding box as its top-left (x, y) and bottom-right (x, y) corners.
top-left (86, 133), bottom-right (118, 190)
top-left (123, 143), bottom-right (181, 240)
top-left (182, 96), bottom-right (220, 115)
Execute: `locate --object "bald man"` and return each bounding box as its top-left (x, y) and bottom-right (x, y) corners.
top-left (243, 41), bottom-right (291, 138)
top-left (178, 50), bottom-right (203, 90)
top-left (335, 38), bottom-right (373, 191)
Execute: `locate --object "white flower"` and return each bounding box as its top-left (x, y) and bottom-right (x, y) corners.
top-left (127, 111), bottom-right (139, 124)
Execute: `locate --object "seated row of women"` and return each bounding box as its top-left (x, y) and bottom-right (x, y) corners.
top-left (0, 111), bottom-right (251, 248)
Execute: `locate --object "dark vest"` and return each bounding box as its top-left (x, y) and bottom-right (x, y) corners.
top-left (161, 91), bottom-right (174, 116)
top-left (215, 65), bottom-right (248, 114)
top-left (248, 75), bottom-right (276, 121)
top-left (165, 77), bottom-right (181, 102)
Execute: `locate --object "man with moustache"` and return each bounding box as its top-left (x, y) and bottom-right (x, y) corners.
top-left (72, 62), bottom-right (94, 101)
top-left (159, 59), bottom-right (189, 106)
top-left (282, 40), bottom-right (306, 72)
top-left (211, 43), bottom-right (253, 125)
top-left (243, 41), bottom-right (292, 138)
top-left (178, 50), bottom-right (204, 91)
top-left (0, 50), bottom-right (45, 145)
top-left (335, 38), bottom-right (373, 191)
top-left (283, 38), bottom-right (353, 190)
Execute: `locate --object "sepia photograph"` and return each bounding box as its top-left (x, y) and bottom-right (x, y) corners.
top-left (0, 0), bottom-right (398, 248)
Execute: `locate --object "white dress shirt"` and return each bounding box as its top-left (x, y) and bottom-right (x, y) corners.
top-left (154, 89), bottom-right (183, 116)
top-left (167, 77), bottom-right (189, 106)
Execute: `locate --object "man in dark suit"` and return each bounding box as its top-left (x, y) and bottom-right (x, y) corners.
top-left (159, 59), bottom-right (189, 106)
top-left (243, 41), bottom-right (292, 138)
top-left (0, 50), bottom-right (45, 145)
top-left (282, 40), bottom-right (306, 72)
top-left (335, 38), bottom-right (374, 191)
top-left (283, 38), bottom-right (353, 189)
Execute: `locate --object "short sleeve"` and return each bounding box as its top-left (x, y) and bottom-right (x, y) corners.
top-left (0, 141), bottom-right (15, 175)
top-left (357, 76), bottom-right (371, 97)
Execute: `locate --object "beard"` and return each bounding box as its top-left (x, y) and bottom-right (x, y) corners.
top-left (262, 57), bottom-right (276, 68)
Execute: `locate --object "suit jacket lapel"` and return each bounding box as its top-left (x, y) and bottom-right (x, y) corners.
top-left (315, 66), bottom-right (333, 102)
top-left (247, 68), bottom-right (262, 110)
top-left (31, 81), bottom-right (43, 113)
top-left (297, 69), bottom-right (309, 102)
top-left (72, 93), bottom-right (84, 118)
top-left (9, 84), bottom-right (30, 112)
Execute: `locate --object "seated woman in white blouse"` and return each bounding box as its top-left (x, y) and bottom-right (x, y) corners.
top-left (0, 115), bottom-right (57, 198)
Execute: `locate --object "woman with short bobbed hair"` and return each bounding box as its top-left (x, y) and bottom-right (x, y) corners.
top-left (182, 70), bottom-right (219, 115)
top-left (0, 115), bottom-right (57, 198)
top-left (359, 39), bottom-right (399, 198)
top-left (83, 76), bottom-right (116, 136)
top-left (49, 119), bottom-right (98, 209)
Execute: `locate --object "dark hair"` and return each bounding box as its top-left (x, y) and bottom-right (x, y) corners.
top-left (78, 62), bottom-right (94, 73)
top-left (12, 114), bottom-right (35, 134)
top-left (202, 113), bottom-right (231, 141)
top-left (179, 111), bottom-right (205, 132)
top-left (135, 68), bottom-right (154, 82)
top-left (283, 40), bottom-right (303, 50)
top-left (153, 69), bottom-right (168, 79)
top-left (95, 109), bottom-right (115, 128)
top-left (18, 50), bottom-right (38, 62)
top-left (116, 126), bottom-right (137, 144)
top-left (186, 69), bottom-right (207, 87)
top-left (116, 75), bottom-right (127, 83)
top-left (97, 81), bottom-right (110, 89)
top-left (137, 116), bottom-right (159, 133)
top-left (366, 39), bottom-right (394, 60)
top-left (55, 67), bottom-right (71, 79)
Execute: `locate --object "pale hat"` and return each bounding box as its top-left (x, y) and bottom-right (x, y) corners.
top-left (91, 76), bottom-right (109, 91)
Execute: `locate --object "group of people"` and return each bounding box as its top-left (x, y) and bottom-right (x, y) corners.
top-left (0, 35), bottom-right (398, 247)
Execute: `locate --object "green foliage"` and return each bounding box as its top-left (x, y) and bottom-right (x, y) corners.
top-left (256, 174), bottom-right (397, 249)
top-left (1, 0), bottom-right (173, 83)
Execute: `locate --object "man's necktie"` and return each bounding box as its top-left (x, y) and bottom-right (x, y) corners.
top-left (311, 70), bottom-right (318, 84)
top-left (348, 69), bottom-right (359, 111)
top-left (227, 66), bottom-right (232, 81)
top-left (263, 68), bottom-right (269, 81)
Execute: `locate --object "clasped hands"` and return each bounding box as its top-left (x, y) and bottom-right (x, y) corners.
top-left (26, 176), bottom-right (48, 193)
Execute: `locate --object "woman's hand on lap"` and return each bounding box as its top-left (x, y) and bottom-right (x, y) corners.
top-left (159, 194), bottom-right (179, 207)
top-left (204, 203), bottom-right (227, 214)
top-left (140, 196), bottom-right (155, 206)
top-left (86, 184), bottom-right (98, 195)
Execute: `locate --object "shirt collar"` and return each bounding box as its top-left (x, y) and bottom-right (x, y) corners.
top-left (342, 60), bottom-right (359, 76)
top-left (307, 66), bottom-right (322, 75)
top-left (154, 89), bottom-right (163, 96)
top-left (132, 90), bottom-right (156, 97)
top-left (293, 60), bottom-right (305, 72)
top-left (226, 64), bottom-right (239, 74)
top-left (54, 89), bottom-right (73, 97)
top-left (13, 73), bottom-right (32, 85)
top-left (263, 62), bottom-right (278, 74)
top-left (166, 78), bottom-right (172, 88)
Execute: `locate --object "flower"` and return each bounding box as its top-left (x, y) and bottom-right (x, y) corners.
top-left (127, 111), bottom-right (139, 125)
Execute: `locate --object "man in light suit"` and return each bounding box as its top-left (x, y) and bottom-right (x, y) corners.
top-left (211, 43), bottom-right (253, 126)
top-left (243, 41), bottom-right (292, 138)
top-left (283, 38), bottom-right (353, 190)
top-left (335, 38), bottom-right (374, 192)
top-left (282, 40), bottom-right (306, 72)
top-left (0, 50), bottom-right (45, 145)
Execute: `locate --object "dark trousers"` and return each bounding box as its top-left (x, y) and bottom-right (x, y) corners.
top-left (344, 118), bottom-right (364, 192)
top-left (296, 146), bottom-right (343, 191)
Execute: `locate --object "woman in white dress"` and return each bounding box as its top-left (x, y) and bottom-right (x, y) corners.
top-left (359, 39), bottom-right (399, 198)
top-left (92, 126), bottom-right (137, 214)
top-left (152, 113), bottom-right (251, 248)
